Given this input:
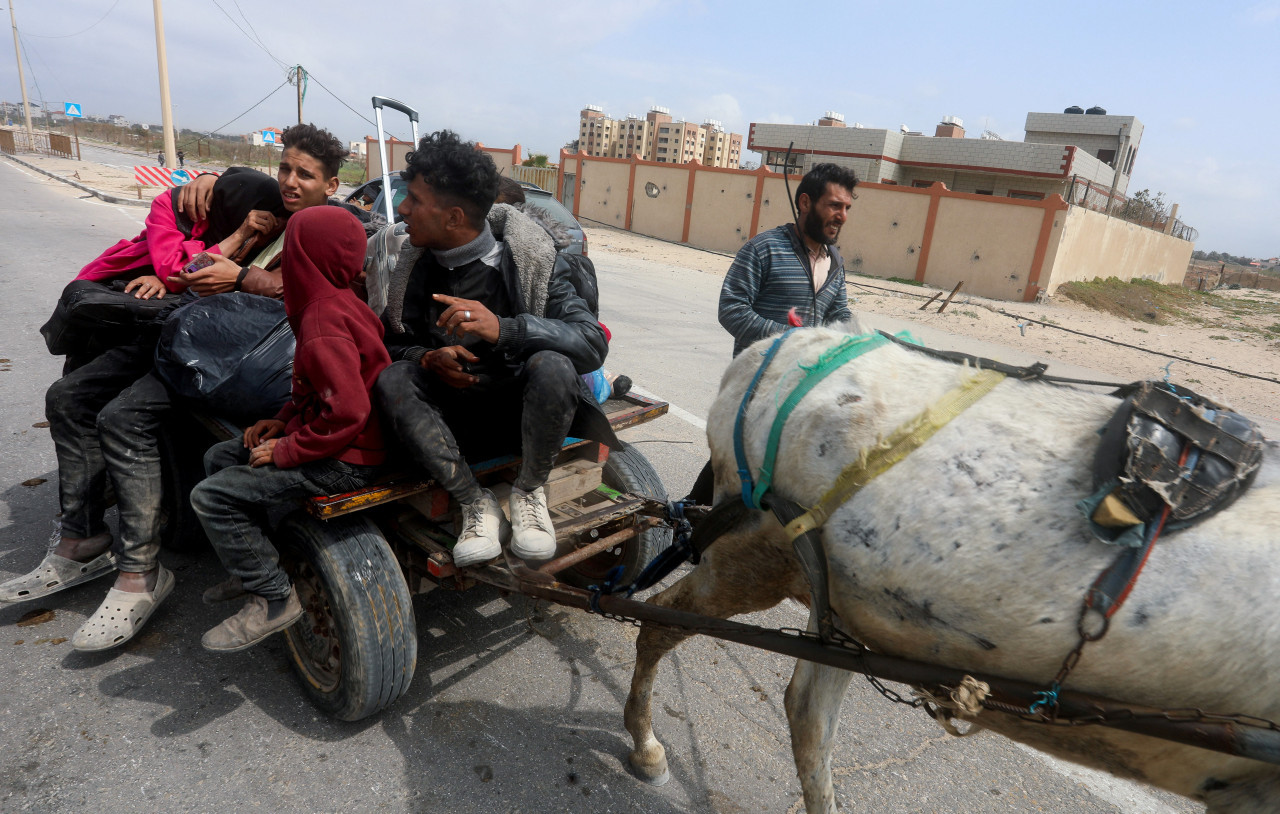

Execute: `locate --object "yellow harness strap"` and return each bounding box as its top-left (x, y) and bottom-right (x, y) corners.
top-left (785, 369), bottom-right (1007, 542)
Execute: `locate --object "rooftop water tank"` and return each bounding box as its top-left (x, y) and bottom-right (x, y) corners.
top-left (1064, 105), bottom-right (1084, 114)
top-left (1086, 105), bottom-right (1107, 115)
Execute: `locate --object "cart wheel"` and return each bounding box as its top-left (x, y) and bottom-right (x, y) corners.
top-left (560, 441), bottom-right (672, 589)
top-left (275, 512), bottom-right (417, 721)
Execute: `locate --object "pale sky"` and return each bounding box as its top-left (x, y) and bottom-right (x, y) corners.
top-left (3, 0), bottom-right (1276, 258)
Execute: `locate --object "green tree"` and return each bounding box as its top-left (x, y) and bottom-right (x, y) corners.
top-left (522, 153), bottom-right (551, 168)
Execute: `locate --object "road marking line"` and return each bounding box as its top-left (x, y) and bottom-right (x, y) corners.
top-left (629, 384), bottom-right (706, 431)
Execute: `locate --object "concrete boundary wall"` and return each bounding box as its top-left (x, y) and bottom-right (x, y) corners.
top-left (1043, 206), bottom-right (1192, 292)
top-left (556, 150), bottom-right (1191, 302)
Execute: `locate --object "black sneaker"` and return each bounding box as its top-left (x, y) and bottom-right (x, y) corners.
top-left (611, 375), bottom-right (632, 399)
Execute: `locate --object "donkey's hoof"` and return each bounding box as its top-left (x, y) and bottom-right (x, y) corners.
top-left (628, 756), bottom-right (670, 786)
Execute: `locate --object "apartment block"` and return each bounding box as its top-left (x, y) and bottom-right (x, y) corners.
top-left (576, 105), bottom-right (742, 168)
top-left (748, 107), bottom-right (1144, 201)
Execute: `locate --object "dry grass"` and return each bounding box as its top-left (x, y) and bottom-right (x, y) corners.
top-left (1056, 277), bottom-right (1280, 338)
top-left (1056, 277), bottom-right (1203, 323)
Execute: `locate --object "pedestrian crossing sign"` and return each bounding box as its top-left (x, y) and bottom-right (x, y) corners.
top-left (262, 130), bottom-right (276, 144)
top-left (64, 103), bottom-right (83, 118)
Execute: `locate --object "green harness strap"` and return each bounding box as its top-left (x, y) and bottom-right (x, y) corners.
top-left (750, 332), bottom-right (906, 509)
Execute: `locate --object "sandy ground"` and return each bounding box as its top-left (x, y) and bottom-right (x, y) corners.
top-left (588, 224), bottom-right (1280, 423)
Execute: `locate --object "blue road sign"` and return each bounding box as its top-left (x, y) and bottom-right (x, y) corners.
top-left (64, 103), bottom-right (83, 118)
top-left (262, 130), bottom-right (276, 144)
top-left (170, 170), bottom-right (192, 186)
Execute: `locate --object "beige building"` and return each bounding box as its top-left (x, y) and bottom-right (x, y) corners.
top-left (577, 105), bottom-right (742, 168)
top-left (556, 147), bottom-right (1193, 303)
top-left (749, 107), bottom-right (1143, 206)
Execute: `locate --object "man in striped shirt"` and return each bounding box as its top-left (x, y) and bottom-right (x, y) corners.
top-left (717, 163), bottom-right (858, 357)
top-left (684, 164), bottom-right (859, 504)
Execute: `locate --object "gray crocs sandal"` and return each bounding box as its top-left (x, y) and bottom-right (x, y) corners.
top-left (0, 548), bottom-right (118, 604)
top-left (72, 565), bottom-right (174, 652)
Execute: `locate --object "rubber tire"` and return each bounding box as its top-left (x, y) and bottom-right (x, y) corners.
top-left (274, 512), bottom-right (417, 722)
top-left (560, 441), bottom-right (672, 589)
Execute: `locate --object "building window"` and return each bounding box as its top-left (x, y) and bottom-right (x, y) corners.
top-left (1096, 148), bottom-right (1116, 166)
top-left (911, 180), bottom-right (933, 188)
top-left (1007, 190), bottom-right (1044, 200)
top-left (974, 189), bottom-right (993, 195)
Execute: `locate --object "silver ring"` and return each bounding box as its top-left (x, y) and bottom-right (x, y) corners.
top-left (464, 310), bottom-right (472, 321)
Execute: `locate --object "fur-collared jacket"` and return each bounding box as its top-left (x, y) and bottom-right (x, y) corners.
top-left (383, 204), bottom-right (605, 372)
top-left (381, 203), bottom-right (618, 447)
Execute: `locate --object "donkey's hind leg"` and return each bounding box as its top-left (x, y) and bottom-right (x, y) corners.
top-left (625, 505), bottom-right (804, 785)
top-left (785, 619), bottom-right (855, 814)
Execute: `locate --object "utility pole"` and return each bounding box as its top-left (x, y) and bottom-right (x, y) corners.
top-left (8, 0), bottom-right (34, 141)
top-left (151, 0), bottom-right (176, 167)
top-left (296, 65), bottom-right (303, 124)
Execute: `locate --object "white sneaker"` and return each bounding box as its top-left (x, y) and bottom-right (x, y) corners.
top-left (510, 486), bottom-right (557, 562)
top-left (452, 490), bottom-right (509, 567)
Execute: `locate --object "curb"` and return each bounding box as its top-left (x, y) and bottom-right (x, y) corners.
top-left (1, 151), bottom-right (150, 207)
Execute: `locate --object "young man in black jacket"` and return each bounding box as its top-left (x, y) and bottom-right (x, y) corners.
top-left (375, 130), bottom-right (617, 567)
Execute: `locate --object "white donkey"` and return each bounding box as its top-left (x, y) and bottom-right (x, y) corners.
top-left (624, 327), bottom-right (1280, 813)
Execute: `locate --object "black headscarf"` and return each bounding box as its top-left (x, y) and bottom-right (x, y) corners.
top-left (171, 167), bottom-right (286, 248)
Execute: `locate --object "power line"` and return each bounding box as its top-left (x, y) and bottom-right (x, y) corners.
top-left (852, 277), bottom-right (1280, 385)
top-left (305, 71), bottom-right (406, 140)
top-left (992, 309), bottom-right (1280, 386)
top-left (19, 34), bottom-right (68, 100)
top-left (24, 0), bottom-right (121, 38)
top-left (230, 0), bottom-right (284, 69)
top-left (180, 76), bottom-right (291, 146)
top-left (208, 0), bottom-right (289, 71)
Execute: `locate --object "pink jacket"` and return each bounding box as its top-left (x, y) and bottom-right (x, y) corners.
top-left (73, 190), bottom-right (220, 293)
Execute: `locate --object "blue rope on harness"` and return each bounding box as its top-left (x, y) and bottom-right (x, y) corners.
top-left (733, 330), bottom-right (908, 511)
top-left (733, 330), bottom-right (797, 509)
top-left (586, 500), bottom-right (698, 610)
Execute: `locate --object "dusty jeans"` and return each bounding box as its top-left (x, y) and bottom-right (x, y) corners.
top-left (191, 439), bottom-right (380, 600)
top-left (45, 342), bottom-right (155, 540)
top-left (96, 371), bottom-right (178, 573)
top-left (375, 350), bottom-right (578, 503)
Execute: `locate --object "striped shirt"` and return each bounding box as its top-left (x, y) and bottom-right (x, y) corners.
top-left (718, 224), bottom-right (852, 357)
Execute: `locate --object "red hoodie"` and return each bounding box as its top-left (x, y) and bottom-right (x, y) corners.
top-left (271, 207), bottom-right (391, 468)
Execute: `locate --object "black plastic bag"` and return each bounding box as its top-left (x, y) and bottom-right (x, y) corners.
top-left (41, 278), bottom-right (181, 357)
top-left (154, 292), bottom-right (295, 421)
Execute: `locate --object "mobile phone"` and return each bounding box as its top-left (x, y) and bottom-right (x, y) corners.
top-left (181, 252), bottom-right (215, 275)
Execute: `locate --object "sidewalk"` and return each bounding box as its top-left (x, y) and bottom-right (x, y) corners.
top-left (3, 145), bottom-right (353, 207)
top-left (0, 141), bottom-right (241, 206)
top-left (2, 150), bottom-right (157, 206)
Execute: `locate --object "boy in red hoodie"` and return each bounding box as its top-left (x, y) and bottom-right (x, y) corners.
top-left (191, 207), bottom-right (391, 651)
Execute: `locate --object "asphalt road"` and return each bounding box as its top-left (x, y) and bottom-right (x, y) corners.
top-left (0, 155), bottom-right (1202, 813)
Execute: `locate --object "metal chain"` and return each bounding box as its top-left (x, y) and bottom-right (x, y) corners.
top-left (585, 591), bottom-right (1280, 733)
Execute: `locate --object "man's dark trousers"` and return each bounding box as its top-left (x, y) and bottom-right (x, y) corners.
top-left (375, 350), bottom-right (578, 501)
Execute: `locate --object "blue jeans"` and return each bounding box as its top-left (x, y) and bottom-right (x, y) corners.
top-left (190, 439), bottom-right (380, 600)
